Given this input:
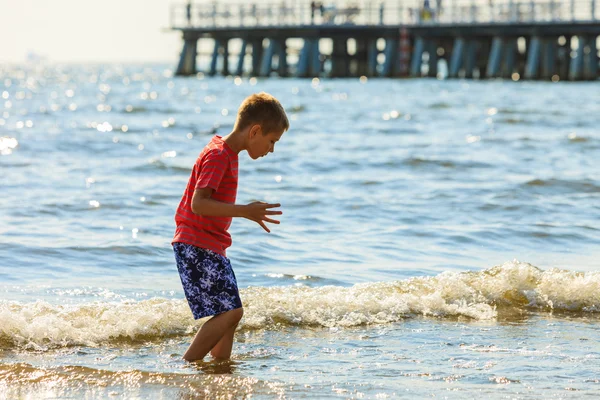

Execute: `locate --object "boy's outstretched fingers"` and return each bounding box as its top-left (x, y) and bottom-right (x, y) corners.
top-left (260, 211), bottom-right (281, 233)
top-left (260, 222), bottom-right (271, 233)
top-left (244, 201), bottom-right (282, 232)
top-left (263, 203), bottom-right (281, 232)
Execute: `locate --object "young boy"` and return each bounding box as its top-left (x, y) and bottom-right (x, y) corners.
top-left (172, 92), bottom-right (289, 362)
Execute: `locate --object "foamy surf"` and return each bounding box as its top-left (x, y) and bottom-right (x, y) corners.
top-left (2, 261), bottom-right (599, 350)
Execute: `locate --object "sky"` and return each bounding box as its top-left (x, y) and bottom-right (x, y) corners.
top-left (2, 0), bottom-right (589, 64)
top-left (0, 0), bottom-right (182, 63)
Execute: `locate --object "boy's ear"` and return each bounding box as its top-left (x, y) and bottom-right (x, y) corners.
top-left (249, 124), bottom-right (261, 138)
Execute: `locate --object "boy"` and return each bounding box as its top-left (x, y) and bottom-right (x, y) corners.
top-left (172, 92), bottom-right (289, 362)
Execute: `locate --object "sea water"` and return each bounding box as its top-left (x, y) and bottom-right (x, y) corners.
top-left (1, 64), bottom-right (600, 399)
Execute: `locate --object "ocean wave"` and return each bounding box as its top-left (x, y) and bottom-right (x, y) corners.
top-left (404, 157), bottom-right (492, 170)
top-left (522, 178), bottom-right (600, 193)
top-left (131, 159), bottom-right (191, 174)
top-left (1, 261), bottom-right (600, 350)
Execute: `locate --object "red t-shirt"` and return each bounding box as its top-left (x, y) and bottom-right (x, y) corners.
top-left (173, 136), bottom-right (239, 256)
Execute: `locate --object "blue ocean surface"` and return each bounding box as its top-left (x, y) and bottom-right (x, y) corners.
top-left (1, 64), bottom-right (600, 398)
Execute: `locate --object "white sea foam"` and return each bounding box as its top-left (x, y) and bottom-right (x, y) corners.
top-left (0, 298), bottom-right (194, 350)
top-left (2, 261), bottom-right (599, 349)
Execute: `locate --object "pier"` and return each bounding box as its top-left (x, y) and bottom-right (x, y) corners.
top-left (170, 0), bottom-right (600, 80)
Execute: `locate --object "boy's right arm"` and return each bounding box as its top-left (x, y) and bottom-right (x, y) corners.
top-left (191, 188), bottom-right (282, 233)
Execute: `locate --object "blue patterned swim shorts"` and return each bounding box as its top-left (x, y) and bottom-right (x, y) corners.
top-left (173, 242), bottom-right (243, 320)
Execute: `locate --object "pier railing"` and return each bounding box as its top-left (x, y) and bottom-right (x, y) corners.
top-left (171, 0), bottom-right (599, 28)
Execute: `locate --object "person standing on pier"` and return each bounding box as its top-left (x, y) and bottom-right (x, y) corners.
top-left (436, 0), bottom-right (443, 20)
top-left (186, 0), bottom-right (192, 26)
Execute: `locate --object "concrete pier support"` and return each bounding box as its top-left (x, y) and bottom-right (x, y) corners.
top-left (569, 36), bottom-right (586, 80)
top-left (207, 38), bottom-right (231, 76)
top-left (260, 39), bottom-right (276, 77)
top-left (476, 40), bottom-right (491, 76)
top-left (222, 39), bottom-right (229, 76)
top-left (331, 38), bottom-right (349, 77)
top-left (557, 37), bottom-right (571, 81)
top-left (276, 39), bottom-right (288, 77)
top-left (463, 41), bottom-right (477, 78)
top-left (251, 39), bottom-right (264, 76)
top-left (410, 37), bottom-right (425, 77)
top-left (236, 40), bottom-right (248, 76)
top-left (427, 41), bottom-right (438, 77)
top-left (382, 38), bottom-right (398, 77)
top-left (486, 37), bottom-right (519, 79)
top-left (541, 38), bottom-right (557, 79)
top-left (501, 39), bottom-right (517, 78)
top-left (367, 39), bottom-right (378, 76)
top-left (355, 39), bottom-right (369, 76)
top-left (297, 39), bottom-right (311, 77)
top-left (297, 39), bottom-right (321, 77)
top-left (176, 38), bottom-right (198, 76)
top-left (583, 36), bottom-right (598, 80)
top-left (209, 39), bottom-right (221, 76)
top-left (525, 36), bottom-right (542, 79)
top-left (258, 38), bottom-right (288, 77)
top-left (311, 40), bottom-right (321, 76)
top-left (449, 37), bottom-right (465, 78)
top-left (398, 28), bottom-right (411, 77)
top-left (486, 37), bottom-right (503, 77)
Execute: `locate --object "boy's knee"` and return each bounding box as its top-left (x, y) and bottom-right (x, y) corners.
top-left (229, 307), bottom-right (243, 323)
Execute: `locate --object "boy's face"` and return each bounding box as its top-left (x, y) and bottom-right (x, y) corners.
top-left (248, 125), bottom-right (284, 160)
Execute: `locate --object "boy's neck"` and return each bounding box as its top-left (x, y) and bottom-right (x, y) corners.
top-left (221, 130), bottom-right (247, 154)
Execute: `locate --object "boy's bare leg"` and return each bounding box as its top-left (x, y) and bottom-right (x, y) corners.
top-left (210, 323), bottom-right (238, 359)
top-left (183, 308), bottom-right (243, 362)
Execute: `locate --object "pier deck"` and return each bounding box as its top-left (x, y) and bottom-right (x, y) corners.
top-left (170, 0), bottom-right (600, 80)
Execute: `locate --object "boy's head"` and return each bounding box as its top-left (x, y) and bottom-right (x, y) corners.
top-left (234, 92), bottom-right (289, 159)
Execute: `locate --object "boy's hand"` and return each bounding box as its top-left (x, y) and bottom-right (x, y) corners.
top-left (243, 202), bottom-right (282, 233)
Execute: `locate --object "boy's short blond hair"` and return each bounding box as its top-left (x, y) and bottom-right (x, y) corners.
top-left (234, 92), bottom-right (289, 134)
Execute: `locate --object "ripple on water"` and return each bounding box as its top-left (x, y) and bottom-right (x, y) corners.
top-left (522, 178), bottom-right (600, 194)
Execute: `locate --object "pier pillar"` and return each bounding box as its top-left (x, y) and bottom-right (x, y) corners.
top-left (331, 38), bottom-right (349, 77)
top-left (236, 40), bottom-right (248, 76)
top-left (310, 39), bottom-right (321, 76)
top-left (557, 37), bottom-right (571, 81)
top-left (477, 40), bottom-right (491, 76)
top-left (176, 38), bottom-right (198, 76)
top-left (367, 38), bottom-right (378, 76)
top-left (449, 37), bottom-right (465, 78)
top-left (251, 39), bottom-right (264, 76)
top-left (398, 28), bottom-right (411, 77)
top-left (463, 40), bottom-right (477, 79)
top-left (569, 36), bottom-right (585, 80)
top-left (583, 36), bottom-right (598, 80)
top-left (297, 39), bottom-right (321, 77)
top-left (486, 36), bottom-right (503, 78)
top-left (277, 39), bottom-right (288, 77)
top-left (410, 37), bottom-right (425, 77)
top-left (382, 38), bottom-right (398, 77)
top-left (501, 39), bottom-right (517, 78)
top-left (427, 40), bottom-right (438, 78)
top-left (524, 36), bottom-right (542, 79)
top-left (297, 39), bottom-right (312, 77)
top-left (209, 39), bottom-right (221, 76)
top-left (541, 38), bottom-right (557, 80)
top-left (260, 39), bottom-right (276, 77)
top-left (355, 39), bottom-right (369, 76)
top-left (222, 39), bottom-right (229, 76)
